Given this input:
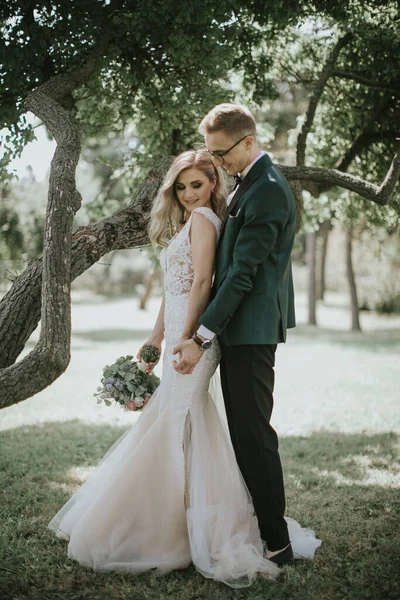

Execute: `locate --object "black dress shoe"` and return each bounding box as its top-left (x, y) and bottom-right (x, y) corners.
top-left (268, 544), bottom-right (294, 566)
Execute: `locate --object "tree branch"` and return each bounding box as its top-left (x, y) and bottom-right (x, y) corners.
top-left (279, 153), bottom-right (400, 205)
top-left (0, 1), bottom-right (124, 408)
top-left (0, 158), bottom-right (170, 378)
top-left (313, 92), bottom-right (393, 195)
top-left (34, 0), bottom-right (123, 107)
top-left (332, 70), bottom-right (400, 96)
top-left (0, 89), bottom-right (82, 407)
top-left (335, 94), bottom-right (392, 168)
top-left (296, 32), bottom-right (353, 167)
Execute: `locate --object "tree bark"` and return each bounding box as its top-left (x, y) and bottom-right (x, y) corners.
top-left (0, 158), bottom-right (169, 373)
top-left (316, 220), bottom-right (330, 301)
top-left (345, 226), bottom-right (362, 332)
top-left (289, 180), bottom-right (303, 233)
top-left (139, 268), bottom-right (162, 310)
top-left (306, 231), bottom-right (317, 325)
top-left (279, 156), bottom-right (400, 206)
top-left (0, 86), bottom-right (82, 407)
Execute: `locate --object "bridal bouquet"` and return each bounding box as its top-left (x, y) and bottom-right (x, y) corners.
top-left (94, 346), bottom-right (161, 411)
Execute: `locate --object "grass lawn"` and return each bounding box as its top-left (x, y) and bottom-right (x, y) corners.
top-left (1, 421), bottom-right (399, 600)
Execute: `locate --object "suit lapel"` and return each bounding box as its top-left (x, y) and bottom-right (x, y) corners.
top-left (219, 154), bottom-right (271, 241)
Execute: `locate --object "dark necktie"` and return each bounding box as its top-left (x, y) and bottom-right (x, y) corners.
top-left (234, 174), bottom-right (242, 189)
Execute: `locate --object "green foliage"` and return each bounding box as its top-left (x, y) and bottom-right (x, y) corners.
top-left (0, 0), bottom-right (246, 178)
top-left (1, 0), bottom-right (399, 269)
top-left (2, 0), bottom-right (394, 179)
top-left (236, 2), bottom-right (400, 233)
top-left (375, 293), bottom-right (400, 315)
top-left (0, 200), bottom-right (24, 261)
top-left (0, 186), bottom-right (24, 282)
top-left (0, 174), bottom-right (47, 286)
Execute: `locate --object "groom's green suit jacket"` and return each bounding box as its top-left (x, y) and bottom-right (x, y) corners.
top-left (200, 154), bottom-right (296, 346)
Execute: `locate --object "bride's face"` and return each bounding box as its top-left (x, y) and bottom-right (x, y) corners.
top-left (175, 168), bottom-right (215, 215)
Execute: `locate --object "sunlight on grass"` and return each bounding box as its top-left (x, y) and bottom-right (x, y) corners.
top-left (309, 443), bottom-right (400, 489)
top-left (312, 458), bottom-right (400, 488)
top-left (49, 465), bottom-right (97, 494)
top-left (1, 422), bottom-right (399, 600)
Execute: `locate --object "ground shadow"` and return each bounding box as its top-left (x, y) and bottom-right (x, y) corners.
top-left (0, 422), bottom-right (399, 600)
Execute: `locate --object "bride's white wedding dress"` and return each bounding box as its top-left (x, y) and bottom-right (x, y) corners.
top-left (48, 206), bottom-right (321, 587)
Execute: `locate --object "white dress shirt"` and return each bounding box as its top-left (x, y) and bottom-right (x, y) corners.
top-left (226, 152), bottom-right (264, 206)
top-left (197, 152), bottom-right (264, 340)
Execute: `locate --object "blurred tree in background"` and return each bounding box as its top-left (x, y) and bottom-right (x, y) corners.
top-left (233, 3), bottom-right (400, 328)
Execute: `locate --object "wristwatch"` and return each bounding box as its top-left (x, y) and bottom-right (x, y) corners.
top-left (192, 332), bottom-right (212, 351)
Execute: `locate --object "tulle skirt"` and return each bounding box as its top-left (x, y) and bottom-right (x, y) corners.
top-left (48, 371), bottom-right (321, 588)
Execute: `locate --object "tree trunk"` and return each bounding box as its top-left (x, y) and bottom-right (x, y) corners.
top-left (0, 157), bottom-right (169, 407)
top-left (0, 160), bottom-right (168, 374)
top-left (306, 231), bottom-right (317, 325)
top-left (316, 220), bottom-right (330, 301)
top-left (0, 87), bottom-right (83, 407)
top-left (139, 268), bottom-right (161, 310)
top-left (289, 180), bottom-right (303, 232)
top-left (345, 226), bottom-right (362, 331)
top-left (170, 128), bottom-right (182, 155)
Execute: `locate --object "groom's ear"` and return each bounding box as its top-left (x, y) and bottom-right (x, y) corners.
top-left (245, 135), bottom-right (255, 150)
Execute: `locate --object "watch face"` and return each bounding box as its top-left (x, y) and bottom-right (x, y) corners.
top-left (201, 340), bottom-right (212, 350)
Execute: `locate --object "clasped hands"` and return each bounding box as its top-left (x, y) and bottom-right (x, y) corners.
top-left (137, 336), bottom-right (204, 376)
top-left (173, 337), bottom-right (203, 375)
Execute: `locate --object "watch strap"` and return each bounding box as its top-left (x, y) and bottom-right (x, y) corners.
top-left (192, 332), bottom-right (206, 346)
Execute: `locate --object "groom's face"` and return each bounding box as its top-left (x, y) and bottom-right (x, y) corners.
top-left (204, 130), bottom-right (253, 176)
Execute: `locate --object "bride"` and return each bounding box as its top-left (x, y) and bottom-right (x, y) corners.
top-left (48, 149), bottom-right (321, 588)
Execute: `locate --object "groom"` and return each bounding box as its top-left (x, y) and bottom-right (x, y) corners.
top-left (173, 103), bottom-right (296, 566)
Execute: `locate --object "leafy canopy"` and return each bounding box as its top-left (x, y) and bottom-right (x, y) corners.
top-left (1, 0), bottom-right (390, 178)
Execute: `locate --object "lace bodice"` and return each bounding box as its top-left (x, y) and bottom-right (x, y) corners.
top-left (160, 207), bottom-right (221, 297)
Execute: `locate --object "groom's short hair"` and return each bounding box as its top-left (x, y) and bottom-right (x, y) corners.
top-left (199, 103), bottom-right (257, 138)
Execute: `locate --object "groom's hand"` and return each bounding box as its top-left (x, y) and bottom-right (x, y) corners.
top-left (173, 339), bottom-right (203, 374)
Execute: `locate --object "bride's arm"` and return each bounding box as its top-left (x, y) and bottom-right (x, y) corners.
top-left (179, 213), bottom-right (217, 341)
top-left (137, 294), bottom-right (165, 371)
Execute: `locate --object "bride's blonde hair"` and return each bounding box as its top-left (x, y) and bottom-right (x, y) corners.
top-left (149, 149), bottom-right (227, 247)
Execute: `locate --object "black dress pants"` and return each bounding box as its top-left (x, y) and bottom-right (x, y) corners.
top-left (219, 343), bottom-right (290, 551)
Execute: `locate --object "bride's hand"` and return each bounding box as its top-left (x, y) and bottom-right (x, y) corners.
top-left (137, 339), bottom-right (162, 374)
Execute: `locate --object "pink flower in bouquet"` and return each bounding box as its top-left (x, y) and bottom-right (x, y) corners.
top-left (126, 400), bottom-right (137, 411)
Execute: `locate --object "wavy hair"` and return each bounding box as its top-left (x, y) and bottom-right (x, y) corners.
top-left (149, 149), bottom-right (227, 247)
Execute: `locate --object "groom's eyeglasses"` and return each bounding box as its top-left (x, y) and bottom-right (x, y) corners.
top-left (206, 134), bottom-right (252, 163)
